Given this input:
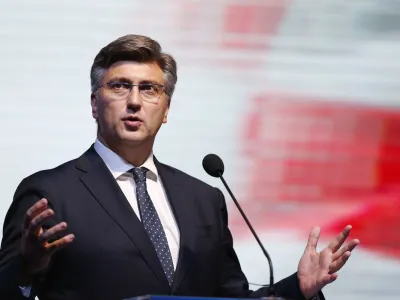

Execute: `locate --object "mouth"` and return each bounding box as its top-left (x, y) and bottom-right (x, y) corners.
top-left (122, 116), bottom-right (143, 128)
top-left (123, 115), bottom-right (142, 122)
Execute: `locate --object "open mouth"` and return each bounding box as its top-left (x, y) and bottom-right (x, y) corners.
top-left (123, 115), bottom-right (142, 122)
top-left (122, 116), bottom-right (142, 127)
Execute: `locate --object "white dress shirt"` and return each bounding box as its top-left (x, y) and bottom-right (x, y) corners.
top-left (93, 139), bottom-right (180, 268)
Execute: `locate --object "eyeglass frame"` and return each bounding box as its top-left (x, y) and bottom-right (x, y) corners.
top-left (94, 81), bottom-right (166, 104)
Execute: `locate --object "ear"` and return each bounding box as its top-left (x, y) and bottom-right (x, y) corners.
top-left (91, 93), bottom-right (98, 120)
top-left (162, 100), bottom-right (170, 124)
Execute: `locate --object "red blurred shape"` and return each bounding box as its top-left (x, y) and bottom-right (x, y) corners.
top-left (172, 0), bottom-right (290, 68)
top-left (376, 119), bottom-right (400, 189)
top-left (222, 1), bottom-right (289, 50)
top-left (324, 195), bottom-right (400, 259)
top-left (242, 93), bottom-right (400, 203)
top-left (231, 92), bottom-right (400, 258)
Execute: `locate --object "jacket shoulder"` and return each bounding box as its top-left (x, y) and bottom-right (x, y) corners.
top-left (15, 157), bottom-right (80, 196)
top-left (158, 162), bottom-right (219, 193)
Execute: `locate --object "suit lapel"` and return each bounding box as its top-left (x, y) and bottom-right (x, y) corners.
top-left (155, 159), bottom-right (194, 292)
top-left (76, 146), bottom-right (169, 286)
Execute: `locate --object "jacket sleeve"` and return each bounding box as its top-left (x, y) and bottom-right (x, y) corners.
top-left (0, 176), bottom-right (53, 300)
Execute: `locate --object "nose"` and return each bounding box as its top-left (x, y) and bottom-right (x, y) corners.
top-left (126, 85), bottom-right (142, 108)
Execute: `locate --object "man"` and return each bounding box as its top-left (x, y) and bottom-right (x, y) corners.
top-left (0, 34), bottom-right (359, 300)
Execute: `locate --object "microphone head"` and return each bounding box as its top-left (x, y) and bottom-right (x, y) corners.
top-left (202, 154), bottom-right (224, 177)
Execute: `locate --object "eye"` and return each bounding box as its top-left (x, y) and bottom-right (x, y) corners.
top-left (139, 84), bottom-right (160, 95)
top-left (108, 82), bottom-right (130, 91)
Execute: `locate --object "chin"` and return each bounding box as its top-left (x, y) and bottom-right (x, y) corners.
top-left (119, 131), bottom-right (149, 145)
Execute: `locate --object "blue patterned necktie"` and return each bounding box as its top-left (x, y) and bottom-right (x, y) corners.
top-left (129, 167), bottom-right (174, 285)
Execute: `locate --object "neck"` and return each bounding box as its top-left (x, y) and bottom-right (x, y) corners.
top-left (97, 134), bottom-right (153, 167)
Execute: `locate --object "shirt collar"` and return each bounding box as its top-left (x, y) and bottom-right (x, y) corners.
top-left (93, 138), bottom-right (158, 181)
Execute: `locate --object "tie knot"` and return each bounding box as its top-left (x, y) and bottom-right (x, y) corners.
top-left (129, 167), bottom-right (148, 183)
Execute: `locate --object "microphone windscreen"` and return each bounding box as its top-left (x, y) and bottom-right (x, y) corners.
top-left (202, 154), bottom-right (224, 177)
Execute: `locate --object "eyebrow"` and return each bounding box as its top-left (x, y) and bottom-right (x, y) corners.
top-left (108, 76), bottom-right (163, 86)
top-left (108, 76), bottom-right (132, 83)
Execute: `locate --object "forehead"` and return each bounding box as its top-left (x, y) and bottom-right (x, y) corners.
top-left (103, 61), bottom-right (164, 83)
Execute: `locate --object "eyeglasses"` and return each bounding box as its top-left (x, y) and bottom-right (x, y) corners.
top-left (97, 81), bottom-right (165, 104)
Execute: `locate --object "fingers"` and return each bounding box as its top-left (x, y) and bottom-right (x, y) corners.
top-left (28, 208), bottom-right (55, 238)
top-left (46, 234), bottom-right (75, 254)
top-left (23, 198), bottom-right (48, 231)
top-left (39, 223), bottom-right (75, 253)
top-left (38, 222), bottom-right (67, 243)
top-left (328, 225), bottom-right (352, 253)
top-left (332, 239), bottom-right (360, 261)
top-left (305, 226), bottom-right (321, 251)
top-left (322, 273), bottom-right (338, 286)
top-left (23, 198), bottom-right (75, 252)
top-left (329, 251), bottom-right (351, 274)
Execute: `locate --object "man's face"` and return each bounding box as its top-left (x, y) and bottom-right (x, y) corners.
top-left (91, 61), bottom-right (169, 147)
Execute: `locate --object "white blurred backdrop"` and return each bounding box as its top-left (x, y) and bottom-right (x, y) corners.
top-left (1, 1), bottom-right (400, 299)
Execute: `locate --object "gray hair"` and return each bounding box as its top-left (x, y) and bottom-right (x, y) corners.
top-left (90, 34), bottom-right (178, 103)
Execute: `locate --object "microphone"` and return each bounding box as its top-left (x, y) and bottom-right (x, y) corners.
top-left (202, 154), bottom-right (275, 297)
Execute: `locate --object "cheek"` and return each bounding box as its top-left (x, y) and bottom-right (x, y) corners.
top-left (147, 108), bottom-right (168, 128)
top-left (99, 101), bottom-right (122, 123)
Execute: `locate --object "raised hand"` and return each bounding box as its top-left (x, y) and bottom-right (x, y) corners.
top-left (20, 198), bottom-right (75, 277)
top-left (297, 225), bottom-right (359, 299)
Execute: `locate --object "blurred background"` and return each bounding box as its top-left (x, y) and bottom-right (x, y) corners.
top-left (1, 0), bottom-right (400, 299)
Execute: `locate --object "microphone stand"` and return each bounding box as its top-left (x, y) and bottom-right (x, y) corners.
top-left (218, 172), bottom-right (275, 297)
